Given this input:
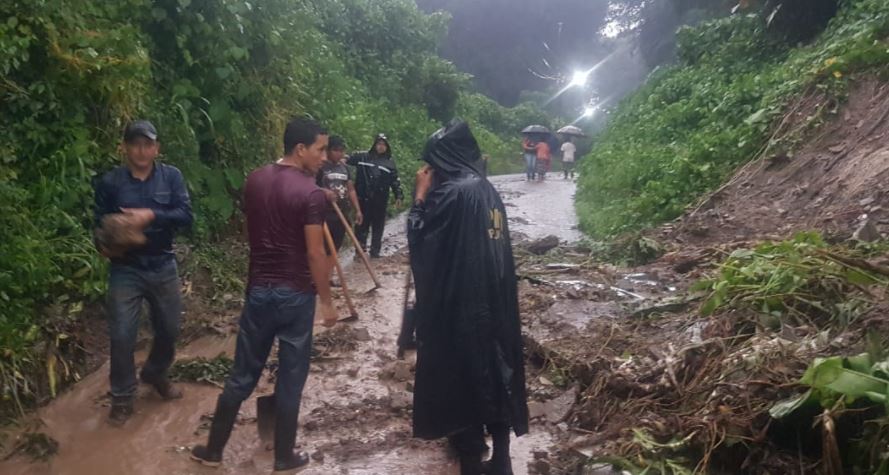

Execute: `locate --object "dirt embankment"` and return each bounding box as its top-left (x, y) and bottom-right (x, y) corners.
top-left (514, 77), bottom-right (889, 474)
top-left (666, 78), bottom-right (889, 250)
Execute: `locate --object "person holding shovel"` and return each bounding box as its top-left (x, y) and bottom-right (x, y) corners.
top-left (93, 120), bottom-right (193, 426)
top-left (191, 117), bottom-right (337, 473)
top-left (317, 135), bottom-right (363, 280)
top-left (408, 119), bottom-right (529, 475)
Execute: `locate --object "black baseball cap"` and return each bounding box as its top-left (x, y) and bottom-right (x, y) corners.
top-left (123, 120), bottom-right (158, 142)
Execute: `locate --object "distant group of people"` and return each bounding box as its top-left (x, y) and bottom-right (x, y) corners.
top-left (93, 117), bottom-right (527, 475)
top-left (521, 135), bottom-right (577, 181)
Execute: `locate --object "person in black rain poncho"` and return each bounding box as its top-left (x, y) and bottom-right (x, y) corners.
top-left (347, 134), bottom-right (404, 257)
top-left (407, 120), bottom-right (529, 475)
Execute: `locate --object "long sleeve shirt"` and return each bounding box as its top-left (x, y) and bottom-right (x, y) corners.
top-left (94, 163), bottom-right (193, 269)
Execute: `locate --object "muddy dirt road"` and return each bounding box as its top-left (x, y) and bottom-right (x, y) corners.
top-left (0, 175), bottom-right (577, 475)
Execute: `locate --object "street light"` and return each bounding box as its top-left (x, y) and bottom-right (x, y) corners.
top-left (570, 70), bottom-right (590, 87)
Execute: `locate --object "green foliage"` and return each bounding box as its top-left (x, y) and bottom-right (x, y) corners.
top-left (7, 432), bottom-right (59, 462)
top-left (456, 92), bottom-right (555, 175)
top-left (771, 352), bottom-right (889, 474)
top-left (169, 354), bottom-right (233, 386)
top-left (694, 232), bottom-right (887, 328)
top-left (582, 233), bottom-right (664, 266)
top-left (0, 0), bottom-right (545, 413)
top-left (590, 430), bottom-right (697, 475)
top-left (771, 353), bottom-right (889, 419)
top-left (577, 0), bottom-right (889, 237)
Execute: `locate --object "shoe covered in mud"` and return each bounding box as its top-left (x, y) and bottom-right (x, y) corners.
top-left (108, 398), bottom-right (133, 427)
top-left (141, 373), bottom-right (183, 400)
top-left (273, 450), bottom-right (310, 473)
top-left (190, 445), bottom-right (222, 467)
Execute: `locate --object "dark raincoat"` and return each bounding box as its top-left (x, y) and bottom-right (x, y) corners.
top-left (407, 119), bottom-right (529, 440)
top-left (347, 136), bottom-right (404, 201)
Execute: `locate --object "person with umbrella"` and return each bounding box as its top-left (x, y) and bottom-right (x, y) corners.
top-left (557, 126), bottom-right (586, 181)
top-left (521, 125), bottom-right (549, 182)
top-left (521, 135), bottom-right (536, 181)
top-left (535, 137), bottom-right (552, 181)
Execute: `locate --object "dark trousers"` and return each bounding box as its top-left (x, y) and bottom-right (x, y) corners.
top-left (356, 196), bottom-right (388, 257)
top-left (107, 260), bottom-right (182, 398)
top-left (218, 286), bottom-right (315, 438)
top-left (563, 161), bottom-right (575, 179)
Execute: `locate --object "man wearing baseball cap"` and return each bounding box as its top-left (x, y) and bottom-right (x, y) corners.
top-left (93, 119), bottom-right (193, 426)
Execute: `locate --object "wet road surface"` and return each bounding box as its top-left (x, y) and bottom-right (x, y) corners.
top-left (0, 173), bottom-right (579, 475)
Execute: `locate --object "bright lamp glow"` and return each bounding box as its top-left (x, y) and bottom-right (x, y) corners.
top-left (570, 70), bottom-right (589, 87)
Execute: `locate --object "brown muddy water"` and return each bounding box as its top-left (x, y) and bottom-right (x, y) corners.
top-left (0, 173), bottom-right (577, 475)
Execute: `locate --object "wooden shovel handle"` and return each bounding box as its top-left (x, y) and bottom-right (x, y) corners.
top-left (331, 201), bottom-right (381, 289)
top-left (323, 222), bottom-right (358, 319)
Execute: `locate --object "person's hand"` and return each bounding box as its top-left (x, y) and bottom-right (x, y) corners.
top-left (323, 189), bottom-right (337, 203)
top-left (120, 208), bottom-right (155, 228)
top-left (414, 165), bottom-right (434, 203)
top-left (355, 211), bottom-right (364, 226)
top-left (395, 199), bottom-right (403, 208)
top-left (319, 300), bottom-right (338, 328)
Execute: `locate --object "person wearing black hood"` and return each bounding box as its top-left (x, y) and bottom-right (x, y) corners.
top-left (347, 134), bottom-right (404, 258)
top-left (408, 119), bottom-right (529, 475)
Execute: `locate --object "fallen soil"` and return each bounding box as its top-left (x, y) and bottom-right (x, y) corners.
top-left (512, 77), bottom-right (889, 474)
top-left (664, 77), bottom-right (889, 251)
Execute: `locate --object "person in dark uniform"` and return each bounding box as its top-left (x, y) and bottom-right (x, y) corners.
top-left (347, 134), bottom-right (403, 258)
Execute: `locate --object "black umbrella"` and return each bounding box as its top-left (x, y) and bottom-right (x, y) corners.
top-left (556, 125), bottom-right (587, 137)
top-left (521, 125), bottom-right (551, 134)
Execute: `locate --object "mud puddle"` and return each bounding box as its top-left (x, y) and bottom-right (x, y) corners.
top-left (489, 174), bottom-right (582, 243)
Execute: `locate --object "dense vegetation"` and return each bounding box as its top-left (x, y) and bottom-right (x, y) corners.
top-left (0, 0), bottom-right (544, 413)
top-left (576, 0), bottom-right (889, 237)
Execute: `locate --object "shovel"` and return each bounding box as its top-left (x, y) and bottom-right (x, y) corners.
top-left (256, 393), bottom-right (276, 446)
top-left (331, 201), bottom-right (382, 293)
top-left (323, 222), bottom-right (358, 321)
top-left (396, 268), bottom-right (417, 359)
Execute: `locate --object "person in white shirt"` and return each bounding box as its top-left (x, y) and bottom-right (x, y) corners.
top-left (560, 138), bottom-right (577, 180)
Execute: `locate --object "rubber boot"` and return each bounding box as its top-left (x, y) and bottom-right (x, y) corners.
top-left (108, 396), bottom-right (134, 427)
top-left (460, 453), bottom-right (484, 475)
top-left (482, 424), bottom-right (513, 475)
top-left (273, 408), bottom-right (310, 473)
top-left (190, 396), bottom-right (241, 467)
top-left (396, 308), bottom-right (417, 359)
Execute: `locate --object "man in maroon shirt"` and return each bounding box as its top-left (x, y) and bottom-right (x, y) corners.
top-left (191, 117), bottom-right (337, 473)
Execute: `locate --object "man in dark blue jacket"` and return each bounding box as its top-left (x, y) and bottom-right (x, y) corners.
top-left (93, 120), bottom-right (193, 426)
top-left (347, 134), bottom-right (403, 257)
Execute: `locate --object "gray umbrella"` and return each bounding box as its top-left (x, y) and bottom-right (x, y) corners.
top-left (521, 125), bottom-right (551, 134)
top-left (556, 125), bottom-right (587, 137)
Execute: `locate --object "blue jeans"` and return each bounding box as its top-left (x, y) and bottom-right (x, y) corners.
top-left (523, 153), bottom-right (537, 178)
top-left (107, 260), bottom-right (182, 398)
top-left (219, 287), bottom-right (316, 419)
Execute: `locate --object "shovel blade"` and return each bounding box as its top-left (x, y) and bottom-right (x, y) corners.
top-left (256, 394), bottom-right (276, 443)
